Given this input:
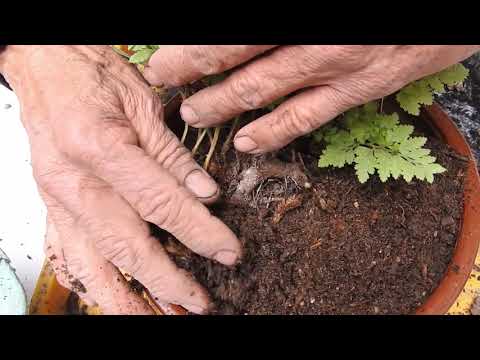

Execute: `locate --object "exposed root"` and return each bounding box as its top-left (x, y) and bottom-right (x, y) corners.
top-left (192, 128), bottom-right (208, 156)
top-left (221, 117), bottom-right (240, 158)
top-left (272, 194), bottom-right (304, 224)
top-left (230, 157), bottom-right (308, 205)
top-left (181, 123), bottom-right (189, 144)
top-left (204, 127), bottom-right (221, 170)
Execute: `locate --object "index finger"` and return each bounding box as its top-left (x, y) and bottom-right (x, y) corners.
top-left (143, 45), bottom-right (277, 87)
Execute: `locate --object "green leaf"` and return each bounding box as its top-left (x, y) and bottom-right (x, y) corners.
top-left (373, 149), bottom-right (391, 181)
top-left (399, 136), bottom-right (428, 154)
top-left (128, 45), bottom-right (147, 51)
top-left (396, 90), bottom-right (421, 116)
top-left (396, 63), bottom-right (469, 115)
top-left (401, 162), bottom-right (416, 183)
top-left (313, 125), bottom-right (338, 144)
top-left (129, 48), bottom-right (156, 64)
top-left (327, 130), bottom-right (355, 147)
top-left (424, 74), bottom-right (445, 93)
top-left (316, 106), bottom-right (447, 184)
top-left (354, 146), bottom-right (377, 183)
top-left (318, 143), bottom-right (355, 168)
top-left (349, 119), bottom-right (370, 142)
top-left (386, 124), bottom-right (414, 144)
top-left (375, 113), bottom-right (400, 130)
top-left (414, 163), bottom-right (446, 183)
top-left (125, 45), bottom-right (160, 65)
top-left (437, 63), bottom-right (469, 87)
top-left (362, 101), bottom-right (378, 116)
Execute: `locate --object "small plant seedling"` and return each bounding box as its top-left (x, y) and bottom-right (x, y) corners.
top-left (315, 102), bottom-right (446, 184)
top-left (396, 64), bottom-right (469, 115)
top-left (316, 63), bottom-right (469, 184)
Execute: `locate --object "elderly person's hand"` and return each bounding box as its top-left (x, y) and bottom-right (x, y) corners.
top-left (144, 45), bottom-right (480, 153)
top-left (0, 45), bottom-right (241, 314)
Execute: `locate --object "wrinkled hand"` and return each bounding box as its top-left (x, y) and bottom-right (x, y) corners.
top-left (144, 45), bottom-right (480, 153)
top-left (0, 45), bottom-right (241, 314)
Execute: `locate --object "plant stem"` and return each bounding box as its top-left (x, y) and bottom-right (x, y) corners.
top-left (181, 123), bottom-right (189, 144)
top-left (221, 116), bottom-right (240, 157)
top-left (206, 128), bottom-right (214, 143)
top-left (204, 127), bottom-right (221, 170)
top-left (192, 128), bottom-right (208, 156)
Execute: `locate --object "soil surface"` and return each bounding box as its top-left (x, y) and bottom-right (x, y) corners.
top-left (151, 108), bottom-right (468, 315)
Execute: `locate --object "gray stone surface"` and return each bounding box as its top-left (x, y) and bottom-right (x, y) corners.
top-left (436, 53), bottom-right (480, 167)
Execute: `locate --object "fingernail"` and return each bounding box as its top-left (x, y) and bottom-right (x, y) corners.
top-left (181, 104), bottom-right (199, 125)
top-left (234, 136), bottom-right (258, 153)
top-left (184, 169), bottom-right (219, 199)
top-left (213, 250), bottom-right (239, 266)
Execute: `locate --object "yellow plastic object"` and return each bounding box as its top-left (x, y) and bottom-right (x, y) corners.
top-left (447, 250), bottom-right (480, 314)
top-left (29, 260), bottom-right (71, 315)
top-left (29, 260), bottom-right (164, 315)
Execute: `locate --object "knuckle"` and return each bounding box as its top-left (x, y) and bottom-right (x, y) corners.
top-left (191, 45), bottom-right (224, 76)
top-left (145, 259), bottom-right (189, 302)
top-left (97, 234), bottom-right (141, 273)
top-left (330, 81), bottom-right (368, 109)
top-left (274, 106), bottom-right (315, 141)
top-left (281, 46), bottom-right (321, 78)
top-left (228, 71), bottom-right (265, 110)
top-left (154, 136), bottom-right (193, 173)
top-left (135, 186), bottom-right (183, 227)
top-left (62, 255), bottom-right (93, 293)
top-left (319, 45), bottom-right (370, 68)
top-left (124, 85), bottom-right (163, 122)
top-left (146, 273), bottom-right (171, 300)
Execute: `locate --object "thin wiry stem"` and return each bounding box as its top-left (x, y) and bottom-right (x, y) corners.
top-left (221, 116), bottom-right (240, 157)
top-left (192, 128), bottom-right (208, 156)
top-left (206, 128), bottom-right (214, 143)
top-left (180, 123), bottom-right (189, 144)
top-left (204, 127), bottom-right (221, 170)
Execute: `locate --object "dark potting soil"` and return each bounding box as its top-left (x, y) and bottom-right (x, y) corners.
top-left (154, 109), bottom-right (468, 315)
top-left (64, 106), bottom-right (467, 316)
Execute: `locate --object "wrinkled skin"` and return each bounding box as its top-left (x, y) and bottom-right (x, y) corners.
top-left (144, 45), bottom-right (480, 153)
top-left (1, 45), bottom-right (479, 315)
top-left (0, 45), bottom-right (241, 314)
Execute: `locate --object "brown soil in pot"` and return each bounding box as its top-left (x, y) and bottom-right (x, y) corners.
top-left (64, 105), bottom-right (468, 315)
top-left (150, 109), bottom-right (468, 315)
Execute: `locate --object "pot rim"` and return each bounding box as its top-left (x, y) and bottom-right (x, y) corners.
top-left (415, 104), bottom-right (480, 315)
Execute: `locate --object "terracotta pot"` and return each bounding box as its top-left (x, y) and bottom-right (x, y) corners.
top-left (30, 102), bottom-right (480, 315)
top-left (415, 104), bottom-right (480, 315)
